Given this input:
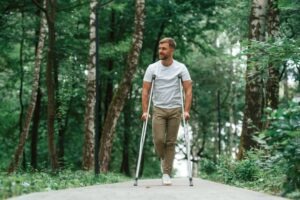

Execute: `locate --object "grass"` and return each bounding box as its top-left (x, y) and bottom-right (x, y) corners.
top-left (0, 170), bottom-right (129, 199)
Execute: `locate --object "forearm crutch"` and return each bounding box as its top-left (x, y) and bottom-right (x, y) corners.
top-left (178, 75), bottom-right (193, 186)
top-left (134, 75), bottom-right (156, 186)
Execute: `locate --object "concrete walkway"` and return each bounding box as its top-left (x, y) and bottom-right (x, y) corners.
top-left (9, 178), bottom-right (287, 200)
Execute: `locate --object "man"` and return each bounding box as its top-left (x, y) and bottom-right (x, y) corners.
top-left (142, 37), bottom-right (192, 185)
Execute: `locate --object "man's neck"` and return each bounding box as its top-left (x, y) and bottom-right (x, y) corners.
top-left (161, 58), bottom-right (173, 67)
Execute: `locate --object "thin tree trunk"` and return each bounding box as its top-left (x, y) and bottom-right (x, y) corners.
top-left (120, 89), bottom-right (131, 176)
top-left (19, 3), bottom-right (26, 170)
top-left (7, 1), bottom-right (47, 173)
top-left (56, 69), bottom-right (64, 167)
top-left (152, 22), bottom-right (165, 62)
top-left (238, 0), bottom-right (268, 160)
top-left (82, 0), bottom-right (97, 170)
top-left (104, 9), bottom-right (115, 118)
top-left (99, 0), bottom-right (145, 173)
top-left (31, 88), bottom-right (42, 169)
top-left (266, 0), bottom-right (280, 110)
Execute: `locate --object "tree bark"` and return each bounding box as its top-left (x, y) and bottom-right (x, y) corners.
top-left (31, 88), bottom-right (42, 169)
top-left (266, 0), bottom-right (280, 110)
top-left (45, 0), bottom-right (59, 170)
top-left (104, 9), bottom-right (115, 118)
top-left (238, 0), bottom-right (268, 159)
top-left (99, 0), bottom-right (145, 173)
top-left (19, 4), bottom-right (26, 170)
top-left (82, 0), bottom-right (97, 170)
top-left (120, 89), bottom-right (131, 176)
top-left (7, 1), bottom-right (47, 173)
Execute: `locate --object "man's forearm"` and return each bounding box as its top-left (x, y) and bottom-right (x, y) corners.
top-left (183, 81), bottom-right (192, 113)
top-left (184, 91), bottom-right (192, 113)
top-left (142, 92), bottom-right (149, 113)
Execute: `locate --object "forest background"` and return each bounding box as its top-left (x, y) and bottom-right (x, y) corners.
top-left (0, 0), bottom-right (299, 199)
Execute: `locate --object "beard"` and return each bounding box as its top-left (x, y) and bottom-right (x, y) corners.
top-left (159, 54), bottom-right (169, 60)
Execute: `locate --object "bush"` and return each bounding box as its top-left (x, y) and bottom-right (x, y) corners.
top-left (234, 158), bottom-right (259, 181)
top-left (200, 158), bottom-right (217, 175)
top-left (258, 103), bottom-right (300, 197)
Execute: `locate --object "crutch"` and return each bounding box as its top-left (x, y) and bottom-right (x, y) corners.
top-left (178, 75), bottom-right (193, 186)
top-left (134, 75), bottom-right (156, 186)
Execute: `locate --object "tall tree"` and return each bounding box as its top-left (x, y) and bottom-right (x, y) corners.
top-left (7, 0), bottom-right (47, 173)
top-left (266, 0), bottom-right (280, 110)
top-left (33, 0), bottom-right (59, 170)
top-left (18, 1), bottom-right (26, 170)
top-left (238, 0), bottom-right (268, 159)
top-left (82, 0), bottom-right (97, 170)
top-left (45, 0), bottom-right (59, 170)
top-left (99, 0), bottom-right (145, 173)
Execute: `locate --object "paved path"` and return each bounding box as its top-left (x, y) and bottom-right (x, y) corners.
top-left (9, 178), bottom-right (287, 200)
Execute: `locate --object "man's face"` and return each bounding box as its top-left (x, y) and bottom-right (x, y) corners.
top-left (158, 42), bottom-right (173, 60)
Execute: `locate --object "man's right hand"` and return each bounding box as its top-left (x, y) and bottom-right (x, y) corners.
top-left (141, 112), bottom-right (151, 121)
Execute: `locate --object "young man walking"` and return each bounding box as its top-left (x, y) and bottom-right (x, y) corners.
top-left (142, 37), bottom-right (192, 185)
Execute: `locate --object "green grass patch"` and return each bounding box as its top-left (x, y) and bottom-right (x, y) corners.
top-left (0, 170), bottom-right (129, 199)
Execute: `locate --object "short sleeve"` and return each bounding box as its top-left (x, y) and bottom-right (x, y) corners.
top-left (143, 65), bottom-right (153, 82)
top-left (181, 65), bottom-right (191, 81)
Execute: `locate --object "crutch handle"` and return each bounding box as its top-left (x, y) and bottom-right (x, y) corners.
top-left (152, 74), bottom-right (156, 80)
top-left (178, 74), bottom-right (182, 79)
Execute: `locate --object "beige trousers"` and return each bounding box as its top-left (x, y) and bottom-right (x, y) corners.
top-left (152, 106), bottom-right (181, 175)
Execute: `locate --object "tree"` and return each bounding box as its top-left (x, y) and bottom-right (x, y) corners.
top-left (238, 0), bottom-right (268, 159)
top-left (7, 0), bottom-right (47, 173)
top-left (82, 0), bottom-right (97, 170)
top-left (99, 0), bottom-right (145, 173)
top-left (266, 0), bottom-right (280, 110)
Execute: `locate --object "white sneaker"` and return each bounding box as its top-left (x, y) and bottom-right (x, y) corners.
top-left (162, 174), bottom-right (172, 185)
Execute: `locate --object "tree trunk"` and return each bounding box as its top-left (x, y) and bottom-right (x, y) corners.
top-left (53, 45), bottom-right (65, 167)
top-left (120, 89), bottom-right (131, 176)
top-left (99, 0), bottom-right (145, 173)
top-left (104, 9), bottom-right (115, 118)
top-left (31, 88), bottom-right (42, 169)
top-left (82, 0), bottom-right (97, 170)
top-left (18, 4), bottom-right (26, 170)
top-left (152, 22), bottom-right (165, 62)
top-left (7, 1), bottom-right (47, 173)
top-left (266, 0), bottom-right (280, 110)
top-left (238, 0), bottom-right (268, 160)
top-left (45, 0), bottom-right (59, 170)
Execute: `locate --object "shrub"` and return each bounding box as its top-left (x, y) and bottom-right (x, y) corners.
top-left (258, 103), bottom-right (300, 196)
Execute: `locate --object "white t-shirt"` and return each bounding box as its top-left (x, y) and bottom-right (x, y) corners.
top-left (143, 60), bottom-right (191, 109)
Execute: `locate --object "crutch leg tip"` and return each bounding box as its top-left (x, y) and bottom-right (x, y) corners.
top-left (189, 178), bottom-right (193, 186)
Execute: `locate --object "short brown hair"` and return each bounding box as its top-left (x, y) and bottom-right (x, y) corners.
top-left (159, 37), bottom-right (176, 49)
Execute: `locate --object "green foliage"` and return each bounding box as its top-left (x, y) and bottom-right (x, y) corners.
top-left (201, 103), bottom-right (300, 199)
top-left (200, 151), bottom-right (285, 197)
top-left (233, 158), bottom-right (259, 182)
top-left (200, 158), bottom-right (217, 175)
top-left (257, 103), bottom-right (300, 197)
top-left (0, 170), bottom-right (129, 199)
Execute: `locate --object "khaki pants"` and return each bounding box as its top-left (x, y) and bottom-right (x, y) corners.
top-left (152, 106), bottom-right (181, 175)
